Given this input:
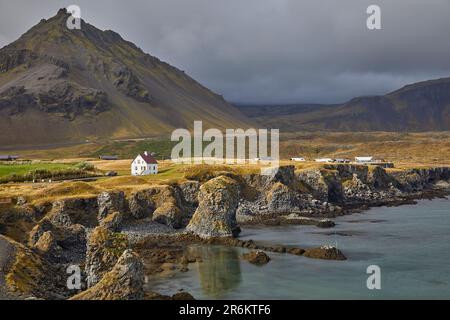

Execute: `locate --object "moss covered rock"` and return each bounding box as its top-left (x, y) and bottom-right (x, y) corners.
top-left (241, 250), bottom-right (271, 265)
top-left (85, 226), bottom-right (128, 287)
top-left (303, 246), bottom-right (346, 260)
top-left (0, 235), bottom-right (65, 299)
top-left (152, 203), bottom-right (184, 229)
top-left (71, 249), bottom-right (144, 300)
top-left (187, 176), bottom-right (240, 238)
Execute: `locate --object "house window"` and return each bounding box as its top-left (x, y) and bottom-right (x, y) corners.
top-left (135, 167), bottom-right (137, 171)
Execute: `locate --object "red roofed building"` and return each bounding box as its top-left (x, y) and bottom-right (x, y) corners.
top-left (131, 151), bottom-right (158, 175)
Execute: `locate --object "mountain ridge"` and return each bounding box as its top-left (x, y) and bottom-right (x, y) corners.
top-left (237, 77), bottom-right (450, 132)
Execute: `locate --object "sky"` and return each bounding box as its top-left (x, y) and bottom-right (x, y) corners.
top-left (1, 0), bottom-right (450, 104)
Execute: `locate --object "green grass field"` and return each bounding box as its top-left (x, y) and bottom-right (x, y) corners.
top-left (0, 163), bottom-right (76, 179)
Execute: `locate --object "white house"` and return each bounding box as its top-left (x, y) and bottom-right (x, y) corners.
top-left (315, 158), bottom-right (333, 163)
top-left (291, 157), bottom-right (306, 162)
top-left (355, 156), bottom-right (373, 164)
top-left (131, 151), bottom-right (158, 176)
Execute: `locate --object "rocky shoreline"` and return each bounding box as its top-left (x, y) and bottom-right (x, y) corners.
top-left (1, 164), bottom-right (449, 299)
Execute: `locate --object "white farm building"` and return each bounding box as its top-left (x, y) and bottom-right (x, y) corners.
top-left (355, 156), bottom-right (374, 164)
top-left (315, 158), bottom-right (334, 163)
top-left (131, 151), bottom-right (158, 176)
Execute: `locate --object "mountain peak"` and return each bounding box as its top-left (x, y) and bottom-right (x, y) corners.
top-left (56, 8), bottom-right (69, 16)
top-left (0, 9), bottom-right (251, 147)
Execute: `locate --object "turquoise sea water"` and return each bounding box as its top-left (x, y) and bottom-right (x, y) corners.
top-left (148, 198), bottom-right (450, 299)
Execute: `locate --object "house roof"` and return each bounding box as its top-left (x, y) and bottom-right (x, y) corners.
top-left (139, 153), bottom-right (158, 164)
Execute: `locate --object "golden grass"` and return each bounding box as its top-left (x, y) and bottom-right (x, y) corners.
top-left (2, 131), bottom-right (450, 204)
top-left (33, 181), bottom-right (100, 198)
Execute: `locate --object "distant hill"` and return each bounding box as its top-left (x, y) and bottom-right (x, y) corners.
top-left (237, 77), bottom-right (450, 132)
top-left (0, 9), bottom-right (251, 147)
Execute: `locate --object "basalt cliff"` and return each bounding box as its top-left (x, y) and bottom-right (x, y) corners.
top-left (1, 164), bottom-right (450, 299)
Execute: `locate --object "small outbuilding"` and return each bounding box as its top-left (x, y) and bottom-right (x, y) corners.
top-left (315, 158), bottom-right (333, 163)
top-left (0, 155), bottom-right (19, 161)
top-left (355, 156), bottom-right (374, 164)
top-left (334, 158), bottom-right (351, 163)
top-left (99, 155), bottom-right (119, 160)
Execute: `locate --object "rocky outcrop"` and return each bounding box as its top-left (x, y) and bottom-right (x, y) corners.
top-left (128, 184), bottom-right (195, 228)
top-left (84, 227), bottom-right (129, 288)
top-left (0, 204), bottom-right (42, 243)
top-left (99, 211), bottom-right (123, 232)
top-left (266, 182), bottom-right (300, 214)
top-left (97, 192), bottom-right (126, 231)
top-left (111, 65), bottom-right (151, 103)
top-left (128, 190), bottom-right (156, 220)
top-left (303, 246), bottom-right (347, 260)
top-left (33, 231), bottom-right (62, 262)
top-left (178, 181), bottom-right (200, 206)
top-left (29, 218), bottom-right (86, 264)
top-left (295, 169), bottom-right (329, 202)
top-left (316, 219), bottom-right (336, 228)
top-left (0, 235), bottom-right (66, 299)
top-left (187, 176), bottom-right (241, 238)
top-left (97, 191), bottom-right (125, 220)
top-left (71, 249), bottom-right (144, 300)
top-left (152, 203), bottom-right (184, 229)
top-left (241, 250), bottom-right (271, 265)
top-left (47, 197), bottom-right (98, 228)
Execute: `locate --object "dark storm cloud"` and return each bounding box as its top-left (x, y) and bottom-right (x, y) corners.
top-left (1, 0), bottom-right (450, 104)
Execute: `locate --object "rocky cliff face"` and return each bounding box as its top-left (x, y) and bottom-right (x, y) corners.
top-left (71, 249), bottom-right (144, 300)
top-left (1, 164), bottom-right (449, 299)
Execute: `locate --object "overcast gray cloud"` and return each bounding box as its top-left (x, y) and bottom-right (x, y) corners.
top-left (1, 0), bottom-right (450, 104)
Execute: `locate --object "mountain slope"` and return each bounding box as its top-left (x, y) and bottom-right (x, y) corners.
top-left (0, 9), bottom-right (251, 147)
top-left (237, 77), bottom-right (450, 132)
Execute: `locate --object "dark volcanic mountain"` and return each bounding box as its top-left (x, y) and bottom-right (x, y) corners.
top-left (237, 77), bottom-right (450, 132)
top-left (0, 9), bottom-right (251, 147)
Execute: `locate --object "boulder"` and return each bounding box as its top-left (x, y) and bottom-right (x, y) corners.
top-left (71, 249), bottom-right (144, 300)
top-left (303, 246), bottom-right (347, 260)
top-left (33, 231), bottom-right (62, 261)
top-left (241, 250), bottom-right (271, 265)
top-left (316, 219), bottom-right (335, 228)
top-left (152, 203), bottom-right (184, 229)
top-left (186, 176), bottom-right (241, 238)
top-left (172, 292), bottom-right (195, 300)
